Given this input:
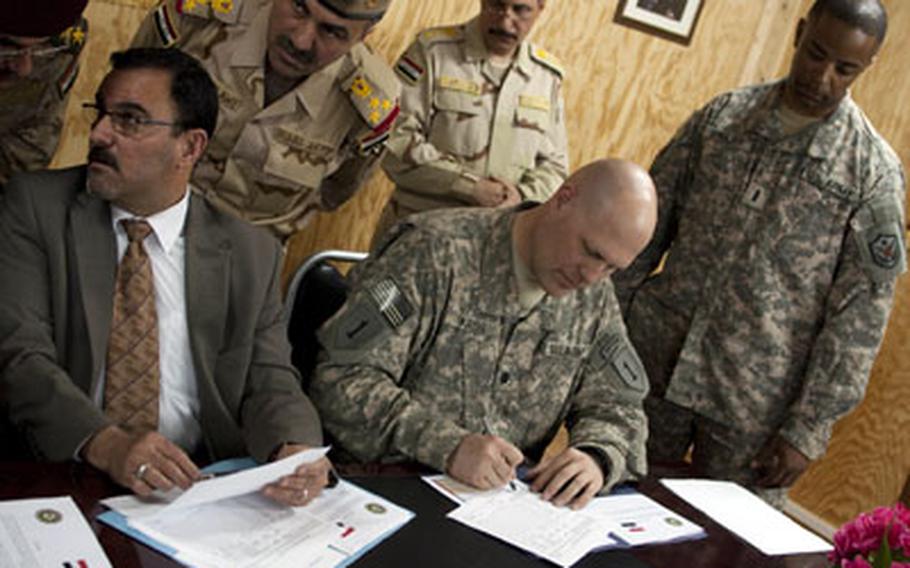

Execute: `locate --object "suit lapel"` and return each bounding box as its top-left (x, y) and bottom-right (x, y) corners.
top-left (70, 192), bottom-right (116, 391)
top-left (185, 194), bottom-right (231, 395)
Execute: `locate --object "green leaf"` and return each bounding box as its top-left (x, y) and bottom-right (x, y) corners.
top-left (873, 529), bottom-right (892, 568)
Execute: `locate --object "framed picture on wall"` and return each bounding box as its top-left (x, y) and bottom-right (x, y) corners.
top-left (614, 0), bottom-right (705, 45)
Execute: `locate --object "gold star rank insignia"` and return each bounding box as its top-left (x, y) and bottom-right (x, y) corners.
top-left (351, 77), bottom-right (372, 99)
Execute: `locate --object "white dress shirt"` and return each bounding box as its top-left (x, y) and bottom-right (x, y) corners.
top-left (92, 189), bottom-right (202, 453)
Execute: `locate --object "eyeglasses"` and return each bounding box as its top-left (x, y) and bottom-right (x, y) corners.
top-left (482, 1), bottom-right (538, 21)
top-left (82, 102), bottom-right (181, 137)
top-left (0, 44), bottom-right (68, 63)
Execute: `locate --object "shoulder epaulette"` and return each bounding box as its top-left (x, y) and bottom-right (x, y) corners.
top-left (343, 48), bottom-right (401, 151)
top-left (529, 45), bottom-right (564, 78)
top-left (57, 17), bottom-right (88, 55)
top-left (175, 0), bottom-right (241, 25)
top-left (417, 25), bottom-right (463, 46)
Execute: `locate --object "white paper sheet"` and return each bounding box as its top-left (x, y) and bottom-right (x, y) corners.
top-left (660, 478), bottom-right (832, 555)
top-left (446, 484), bottom-right (605, 567)
top-left (585, 492), bottom-right (705, 549)
top-left (162, 446), bottom-right (330, 513)
top-left (127, 480), bottom-right (412, 568)
top-left (422, 474), bottom-right (514, 504)
top-left (0, 496), bottom-right (112, 568)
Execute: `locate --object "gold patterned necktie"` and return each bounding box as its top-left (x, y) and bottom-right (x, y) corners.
top-left (103, 219), bottom-right (160, 432)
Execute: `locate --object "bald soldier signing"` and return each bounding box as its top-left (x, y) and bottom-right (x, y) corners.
top-left (1, 0), bottom-right (89, 185)
top-left (132, 0), bottom-right (399, 239)
top-left (312, 160), bottom-right (657, 509)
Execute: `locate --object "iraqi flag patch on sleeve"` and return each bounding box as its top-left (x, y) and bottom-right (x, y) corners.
top-left (395, 55), bottom-right (424, 85)
top-left (154, 4), bottom-right (179, 47)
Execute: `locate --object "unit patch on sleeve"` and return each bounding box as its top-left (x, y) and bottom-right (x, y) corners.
top-left (590, 332), bottom-right (648, 400)
top-left (324, 278), bottom-right (414, 354)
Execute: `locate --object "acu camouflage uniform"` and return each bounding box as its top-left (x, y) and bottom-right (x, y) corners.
top-left (378, 18), bottom-right (568, 233)
top-left (0, 19), bottom-right (87, 186)
top-left (312, 206), bottom-right (648, 491)
top-left (612, 82), bottom-right (906, 483)
top-left (132, 0), bottom-right (400, 239)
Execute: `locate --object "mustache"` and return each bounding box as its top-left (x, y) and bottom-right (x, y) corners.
top-left (488, 28), bottom-right (518, 40)
top-left (277, 35), bottom-right (317, 66)
top-left (88, 146), bottom-right (118, 170)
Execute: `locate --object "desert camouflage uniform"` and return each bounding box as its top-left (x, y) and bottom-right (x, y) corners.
top-left (311, 206), bottom-right (648, 491)
top-left (378, 18), bottom-right (568, 233)
top-left (0, 18), bottom-right (87, 186)
top-left (612, 82), bottom-right (906, 482)
top-left (132, 0), bottom-right (400, 239)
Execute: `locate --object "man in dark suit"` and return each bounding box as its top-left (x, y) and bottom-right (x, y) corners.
top-left (0, 47), bottom-right (329, 507)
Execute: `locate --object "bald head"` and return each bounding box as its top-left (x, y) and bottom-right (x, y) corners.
top-left (563, 159), bottom-right (658, 254)
top-left (514, 159), bottom-right (657, 297)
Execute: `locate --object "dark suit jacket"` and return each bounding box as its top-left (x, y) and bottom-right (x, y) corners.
top-left (0, 166), bottom-right (322, 463)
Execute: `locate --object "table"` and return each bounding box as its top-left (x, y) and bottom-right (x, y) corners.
top-left (0, 462), bottom-right (830, 567)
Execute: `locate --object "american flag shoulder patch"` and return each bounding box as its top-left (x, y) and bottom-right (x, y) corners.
top-left (368, 278), bottom-right (413, 329)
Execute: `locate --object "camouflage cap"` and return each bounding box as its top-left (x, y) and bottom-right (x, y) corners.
top-left (1, 0), bottom-right (88, 37)
top-left (317, 0), bottom-right (391, 21)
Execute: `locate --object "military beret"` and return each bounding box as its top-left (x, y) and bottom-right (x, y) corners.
top-left (1, 0), bottom-right (88, 37)
top-left (317, 0), bottom-right (391, 21)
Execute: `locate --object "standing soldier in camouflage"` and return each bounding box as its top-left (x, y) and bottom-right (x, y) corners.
top-left (312, 159), bottom-right (657, 509)
top-left (376, 0), bottom-right (568, 239)
top-left (131, 0), bottom-right (399, 240)
top-left (1, 0), bottom-right (88, 186)
top-left (613, 0), bottom-right (906, 492)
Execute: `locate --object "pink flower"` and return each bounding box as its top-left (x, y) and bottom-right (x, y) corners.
top-left (839, 557), bottom-right (872, 568)
top-left (831, 503), bottom-right (910, 566)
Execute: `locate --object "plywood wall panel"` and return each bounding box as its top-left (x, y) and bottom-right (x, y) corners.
top-left (50, 0), bottom-right (158, 169)
top-left (46, 0), bottom-right (909, 524)
top-left (282, 1), bottom-right (813, 281)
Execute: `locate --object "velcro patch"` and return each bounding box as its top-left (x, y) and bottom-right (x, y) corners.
top-left (853, 195), bottom-right (907, 283)
top-left (325, 278), bottom-right (413, 353)
top-left (592, 333), bottom-right (648, 396)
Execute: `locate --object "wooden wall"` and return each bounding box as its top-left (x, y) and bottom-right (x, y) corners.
top-left (49, 0), bottom-right (909, 530)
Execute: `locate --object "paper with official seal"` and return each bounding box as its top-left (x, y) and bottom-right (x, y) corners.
top-left (0, 496), bottom-right (112, 568)
top-left (99, 451), bottom-right (414, 568)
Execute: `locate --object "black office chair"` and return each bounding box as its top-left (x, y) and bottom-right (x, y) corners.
top-left (285, 250), bottom-right (367, 393)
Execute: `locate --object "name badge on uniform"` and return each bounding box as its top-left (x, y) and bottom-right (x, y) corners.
top-left (518, 95), bottom-right (550, 112)
top-left (438, 76), bottom-right (482, 96)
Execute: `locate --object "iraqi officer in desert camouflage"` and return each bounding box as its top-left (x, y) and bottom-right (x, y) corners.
top-left (312, 159), bottom-right (656, 509)
top-left (132, 0), bottom-right (399, 240)
top-left (376, 0), bottom-right (568, 239)
top-left (613, 0), bottom-right (906, 493)
top-left (1, 0), bottom-right (88, 186)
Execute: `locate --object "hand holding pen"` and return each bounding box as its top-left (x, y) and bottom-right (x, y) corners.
top-left (445, 416), bottom-right (524, 490)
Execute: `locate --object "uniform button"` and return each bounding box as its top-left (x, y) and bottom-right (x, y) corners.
top-left (499, 372), bottom-right (510, 384)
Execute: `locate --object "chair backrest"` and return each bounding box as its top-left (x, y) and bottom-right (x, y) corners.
top-left (285, 250), bottom-right (367, 392)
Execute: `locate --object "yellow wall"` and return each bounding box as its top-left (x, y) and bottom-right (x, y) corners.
top-left (50, 0), bottom-right (909, 527)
